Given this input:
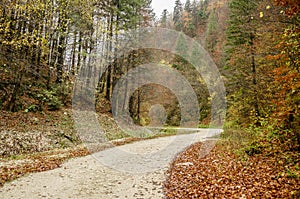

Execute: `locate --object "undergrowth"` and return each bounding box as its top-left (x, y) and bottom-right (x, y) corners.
top-left (220, 120), bottom-right (300, 179)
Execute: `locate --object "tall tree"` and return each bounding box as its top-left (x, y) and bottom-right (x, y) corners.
top-left (226, 0), bottom-right (261, 125)
top-left (206, 9), bottom-right (218, 52)
top-left (173, 0), bottom-right (183, 31)
top-left (182, 0), bottom-right (195, 36)
top-left (270, 0), bottom-right (300, 131)
top-left (160, 9), bottom-right (168, 28)
top-left (184, 0), bottom-right (192, 12)
top-left (141, 0), bottom-right (155, 27)
top-left (0, 0), bottom-right (155, 112)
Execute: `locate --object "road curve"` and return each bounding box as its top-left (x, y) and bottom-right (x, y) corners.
top-left (0, 129), bottom-right (222, 199)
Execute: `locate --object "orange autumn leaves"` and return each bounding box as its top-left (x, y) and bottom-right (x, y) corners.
top-left (267, 1), bottom-right (300, 128)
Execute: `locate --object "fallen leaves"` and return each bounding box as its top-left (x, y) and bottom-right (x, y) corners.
top-left (0, 109), bottom-right (81, 156)
top-left (0, 109), bottom-right (87, 186)
top-left (0, 130), bottom-right (53, 156)
top-left (0, 146), bottom-right (90, 187)
top-left (164, 141), bottom-right (300, 198)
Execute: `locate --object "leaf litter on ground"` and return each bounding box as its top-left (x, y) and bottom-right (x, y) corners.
top-left (164, 141), bottom-right (299, 199)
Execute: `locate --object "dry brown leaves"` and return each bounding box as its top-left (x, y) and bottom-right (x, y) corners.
top-left (164, 142), bottom-right (299, 199)
top-left (0, 109), bottom-right (81, 156)
top-left (0, 109), bottom-right (89, 187)
top-left (0, 109), bottom-right (67, 132)
top-left (0, 146), bottom-right (89, 187)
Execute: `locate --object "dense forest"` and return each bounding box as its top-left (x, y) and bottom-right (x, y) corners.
top-left (1, 0), bottom-right (298, 132)
top-left (0, 0), bottom-right (299, 195)
top-left (0, 0), bottom-right (153, 111)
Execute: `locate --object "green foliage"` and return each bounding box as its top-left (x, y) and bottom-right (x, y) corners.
top-left (172, 63), bottom-right (184, 71)
top-left (198, 8), bottom-right (207, 19)
top-left (221, 122), bottom-right (270, 159)
top-left (206, 9), bottom-right (218, 52)
top-left (173, 0), bottom-right (183, 30)
top-left (197, 124), bottom-right (209, 128)
top-left (37, 90), bottom-right (62, 111)
top-left (243, 141), bottom-right (262, 156)
top-left (160, 9), bottom-right (168, 27)
top-left (226, 0), bottom-right (258, 46)
top-left (158, 128), bottom-right (177, 136)
top-left (286, 168), bottom-right (299, 179)
top-left (24, 105), bottom-right (40, 113)
top-left (220, 129), bottom-right (255, 161)
top-left (223, 119), bottom-right (240, 130)
top-left (225, 0), bottom-right (262, 127)
top-left (52, 83), bottom-right (72, 105)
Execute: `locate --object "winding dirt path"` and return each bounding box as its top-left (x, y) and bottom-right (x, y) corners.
top-left (0, 129), bottom-right (222, 199)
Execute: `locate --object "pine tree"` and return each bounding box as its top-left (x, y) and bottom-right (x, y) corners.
top-left (182, 0), bottom-right (195, 37)
top-left (173, 0), bottom-right (183, 31)
top-left (206, 9), bottom-right (218, 52)
top-left (160, 9), bottom-right (168, 28)
top-left (184, 0), bottom-right (192, 13)
top-left (141, 0), bottom-right (155, 27)
top-left (198, 0), bottom-right (208, 22)
top-left (190, 0), bottom-right (201, 26)
top-left (226, 0), bottom-right (261, 125)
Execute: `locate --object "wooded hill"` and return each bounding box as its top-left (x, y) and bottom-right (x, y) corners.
top-left (0, 0), bottom-right (299, 152)
top-left (0, 0), bottom-right (220, 127)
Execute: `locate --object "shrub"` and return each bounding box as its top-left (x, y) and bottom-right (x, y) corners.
top-left (37, 90), bottom-right (62, 111)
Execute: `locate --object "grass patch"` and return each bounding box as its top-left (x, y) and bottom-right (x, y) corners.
top-left (218, 127), bottom-right (262, 161)
top-left (198, 124), bottom-right (210, 128)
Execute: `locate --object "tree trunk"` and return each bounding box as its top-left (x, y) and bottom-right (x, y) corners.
top-left (250, 33), bottom-right (260, 119)
top-left (56, 31), bottom-right (66, 83)
top-left (77, 31), bottom-right (82, 74)
top-left (71, 32), bottom-right (77, 76)
top-left (6, 72), bottom-right (24, 112)
top-left (105, 13), bottom-right (114, 101)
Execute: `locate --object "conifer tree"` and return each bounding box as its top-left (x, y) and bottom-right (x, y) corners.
top-left (184, 0), bottom-right (192, 13)
top-left (160, 9), bottom-right (168, 28)
top-left (226, 0), bottom-right (261, 125)
top-left (173, 0), bottom-right (183, 31)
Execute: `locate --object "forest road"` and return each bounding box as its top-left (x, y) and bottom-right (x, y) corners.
top-left (0, 129), bottom-right (222, 199)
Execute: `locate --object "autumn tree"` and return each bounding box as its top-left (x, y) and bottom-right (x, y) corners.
top-left (270, 0), bottom-right (300, 138)
top-left (182, 0), bottom-right (196, 36)
top-left (0, 0), bottom-right (154, 112)
top-left (0, 0), bottom-right (50, 111)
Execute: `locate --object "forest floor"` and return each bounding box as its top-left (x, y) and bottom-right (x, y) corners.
top-left (0, 108), bottom-right (139, 187)
top-left (0, 109), bottom-right (85, 187)
top-left (164, 131), bottom-right (300, 198)
top-left (1, 110), bottom-right (299, 198)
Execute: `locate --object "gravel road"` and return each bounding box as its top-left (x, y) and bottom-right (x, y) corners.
top-left (0, 129), bottom-right (222, 199)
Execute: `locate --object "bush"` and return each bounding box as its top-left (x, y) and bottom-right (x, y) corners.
top-left (37, 90), bottom-right (62, 111)
top-left (52, 83), bottom-right (72, 105)
top-left (244, 141), bottom-right (262, 156)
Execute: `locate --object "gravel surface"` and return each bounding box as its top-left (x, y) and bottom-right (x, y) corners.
top-left (0, 129), bottom-right (222, 199)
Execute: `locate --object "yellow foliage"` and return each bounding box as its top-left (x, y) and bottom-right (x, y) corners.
top-left (260, 12), bottom-right (264, 18)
